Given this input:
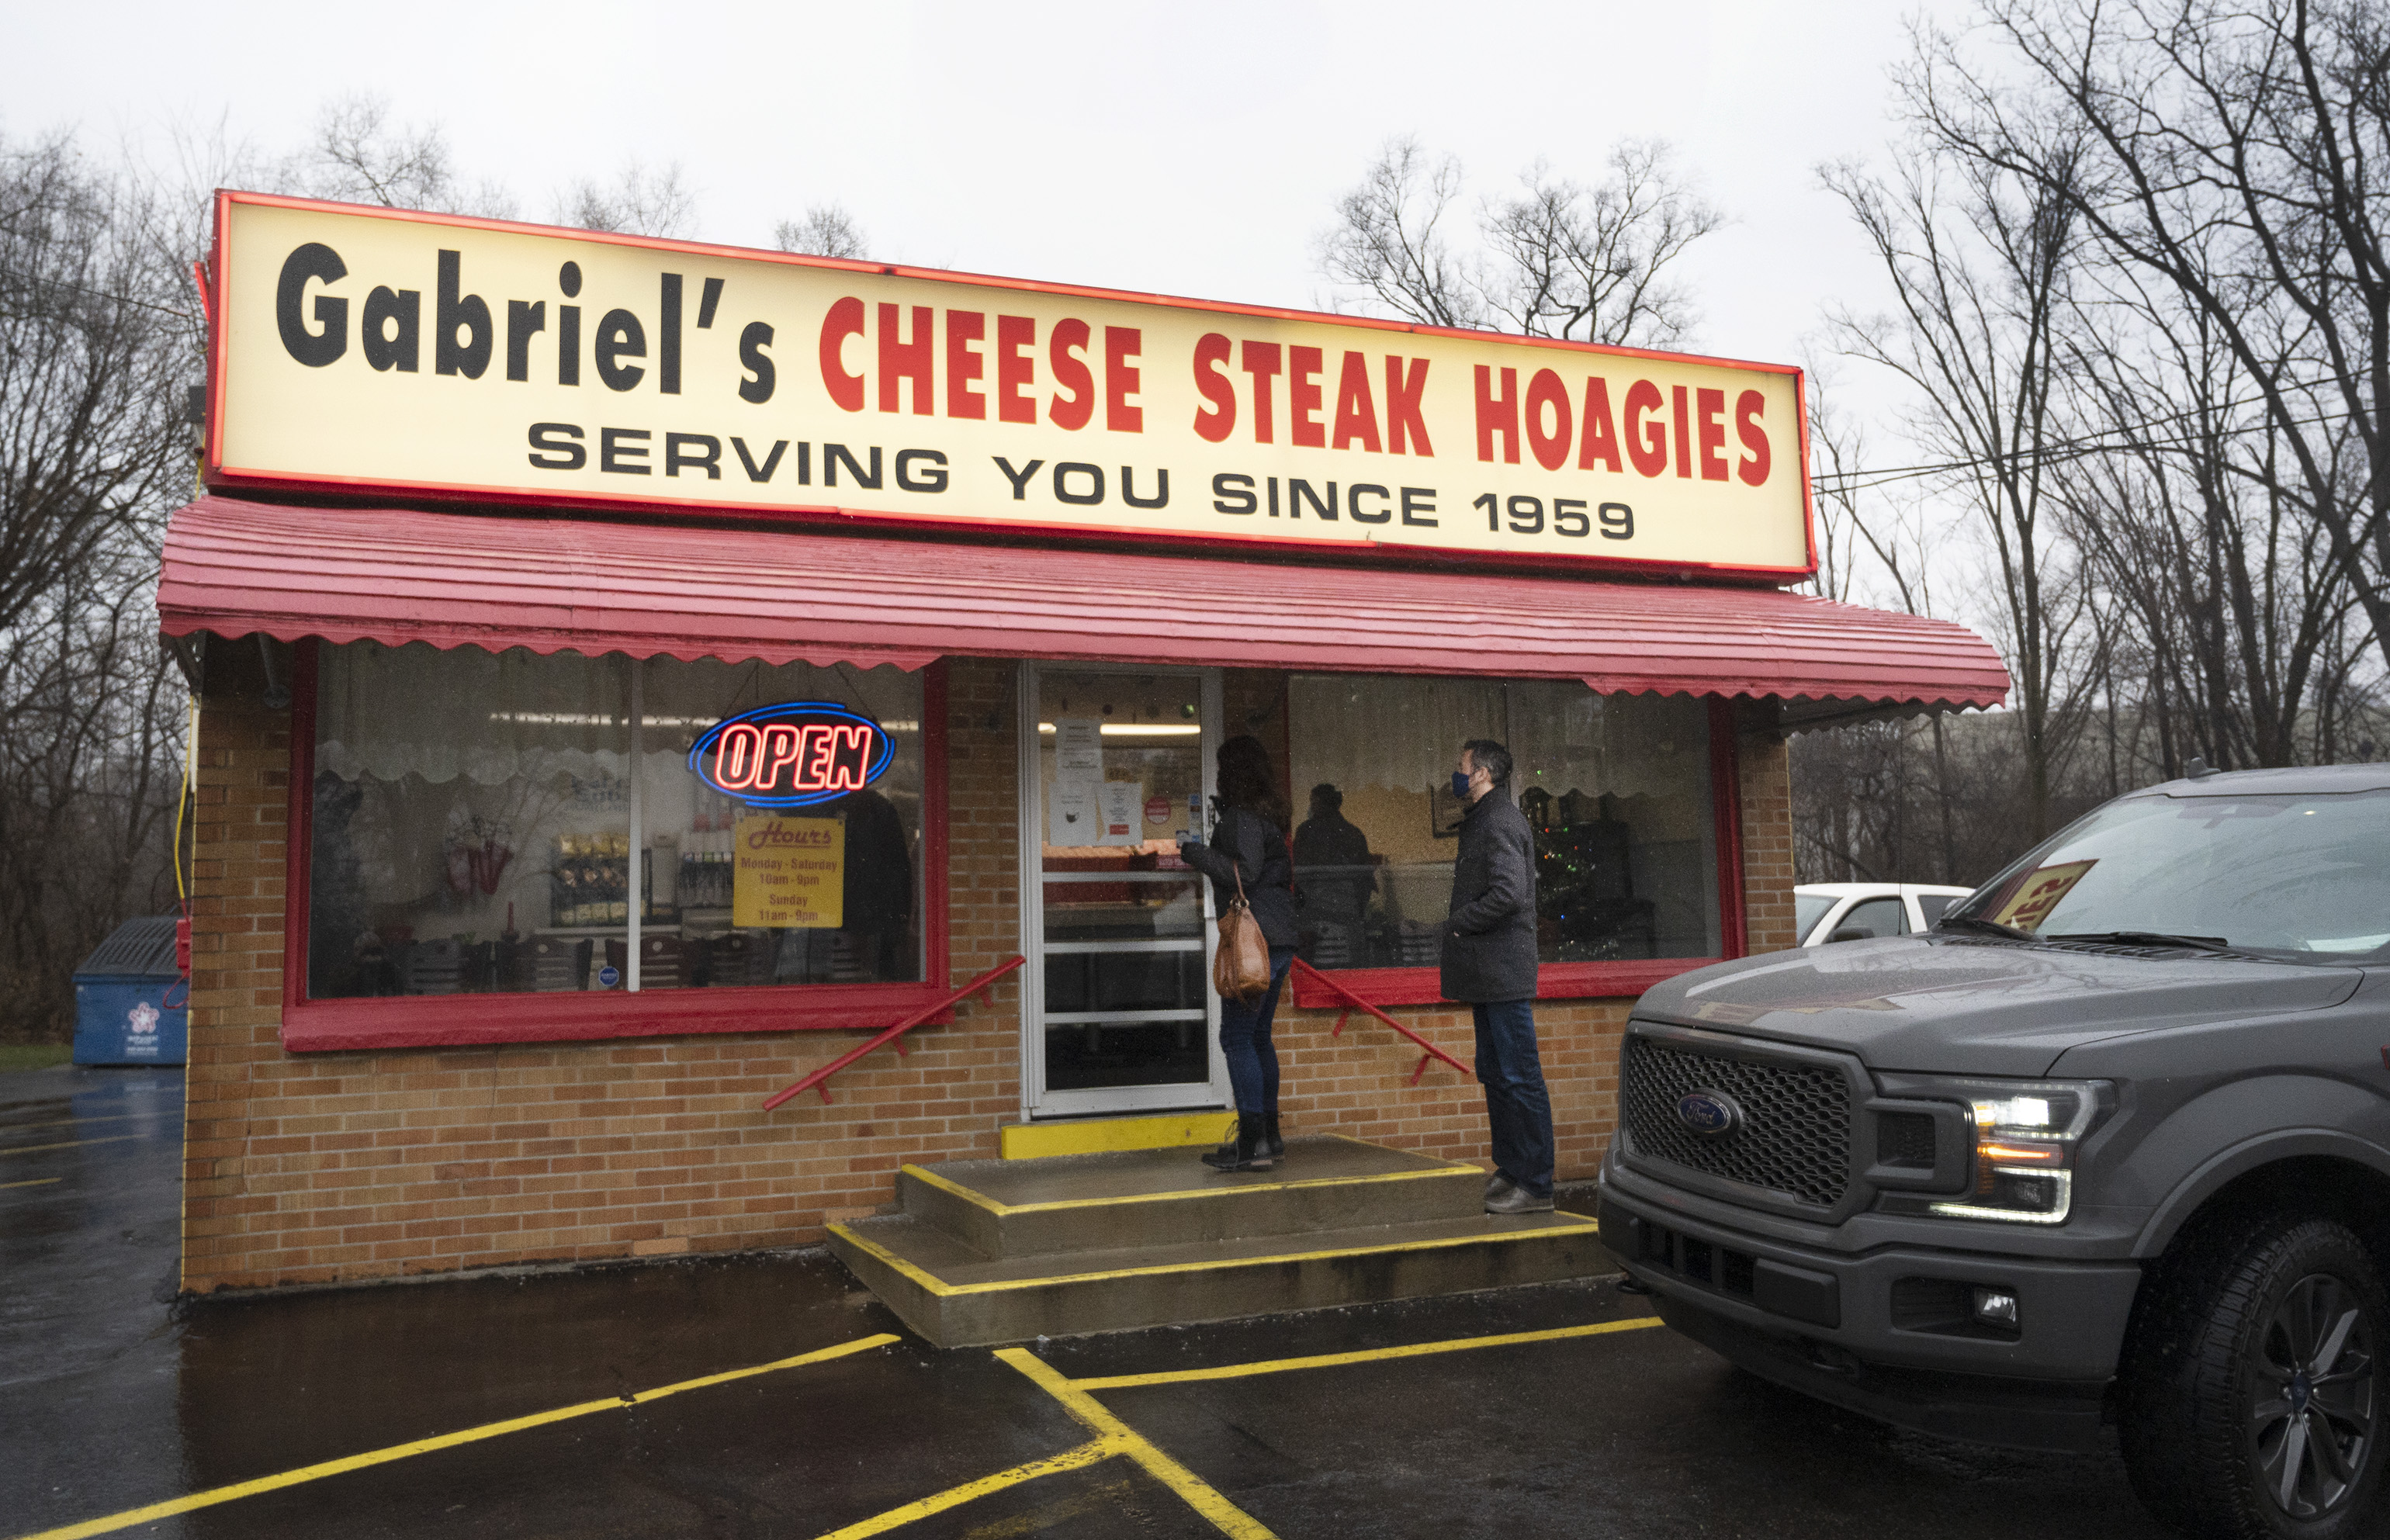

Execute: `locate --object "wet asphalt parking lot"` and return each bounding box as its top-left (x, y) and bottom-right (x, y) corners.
top-left (0, 1064), bottom-right (2322, 1540)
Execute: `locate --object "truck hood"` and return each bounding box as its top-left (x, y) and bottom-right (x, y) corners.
top-left (1634, 937), bottom-right (2362, 1076)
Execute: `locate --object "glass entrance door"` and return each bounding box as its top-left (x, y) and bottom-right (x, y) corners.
top-left (1018, 663), bottom-right (1228, 1117)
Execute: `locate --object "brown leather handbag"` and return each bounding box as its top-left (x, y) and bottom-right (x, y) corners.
top-left (1213, 866), bottom-right (1274, 1005)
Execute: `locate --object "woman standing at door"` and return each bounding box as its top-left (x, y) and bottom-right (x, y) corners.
top-left (1178, 735), bottom-right (1297, 1172)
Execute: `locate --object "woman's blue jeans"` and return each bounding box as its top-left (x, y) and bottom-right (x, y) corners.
top-left (1219, 946), bottom-right (1294, 1117)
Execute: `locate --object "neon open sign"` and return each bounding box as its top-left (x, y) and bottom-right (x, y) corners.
top-left (688, 702), bottom-right (893, 808)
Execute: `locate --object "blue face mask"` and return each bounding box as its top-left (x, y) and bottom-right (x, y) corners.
top-left (1451, 770), bottom-right (1474, 800)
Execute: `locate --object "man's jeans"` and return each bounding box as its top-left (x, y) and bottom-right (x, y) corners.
top-left (1472, 999), bottom-right (1554, 1198)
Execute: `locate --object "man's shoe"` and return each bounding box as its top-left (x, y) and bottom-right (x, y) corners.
top-left (1484, 1173), bottom-right (1517, 1201)
top-left (1485, 1185), bottom-right (1554, 1215)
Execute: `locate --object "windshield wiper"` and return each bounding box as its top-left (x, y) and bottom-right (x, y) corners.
top-left (2048, 930), bottom-right (2234, 952)
top-left (1935, 915), bottom-right (2038, 941)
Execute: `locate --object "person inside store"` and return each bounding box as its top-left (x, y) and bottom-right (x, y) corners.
top-left (1446, 739), bottom-right (1554, 1213)
top-left (1292, 782), bottom-right (1376, 962)
top-left (1178, 735), bottom-right (1297, 1172)
top-left (838, 785), bottom-right (915, 981)
top-left (771, 786), bottom-right (914, 984)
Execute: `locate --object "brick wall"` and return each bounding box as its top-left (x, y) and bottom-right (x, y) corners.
top-left (1737, 712), bottom-right (1798, 955)
top-left (182, 652), bottom-right (1796, 1293)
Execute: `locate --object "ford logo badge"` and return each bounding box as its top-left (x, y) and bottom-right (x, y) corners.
top-left (1675, 1089), bottom-right (1741, 1139)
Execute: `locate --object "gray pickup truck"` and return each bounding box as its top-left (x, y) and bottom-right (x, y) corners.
top-left (1599, 763), bottom-right (2390, 1540)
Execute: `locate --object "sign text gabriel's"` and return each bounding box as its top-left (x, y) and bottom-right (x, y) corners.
top-left (208, 193), bottom-right (1813, 575)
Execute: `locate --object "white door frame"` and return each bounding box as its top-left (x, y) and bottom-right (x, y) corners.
top-left (1017, 659), bottom-right (1230, 1119)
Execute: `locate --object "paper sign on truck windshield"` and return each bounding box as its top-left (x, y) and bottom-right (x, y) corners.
top-left (206, 192), bottom-right (1814, 576)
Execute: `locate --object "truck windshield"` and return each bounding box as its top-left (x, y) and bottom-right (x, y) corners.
top-left (1947, 789), bottom-right (2390, 961)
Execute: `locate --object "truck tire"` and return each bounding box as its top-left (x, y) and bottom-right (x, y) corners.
top-left (2119, 1212), bottom-right (2385, 1539)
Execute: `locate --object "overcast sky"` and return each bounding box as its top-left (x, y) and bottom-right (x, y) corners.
top-left (10, 0), bottom-right (1963, 389)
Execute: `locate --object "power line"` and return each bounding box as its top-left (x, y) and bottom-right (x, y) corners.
top-left (0, 264), bottom-right (195, 320)
top-left (1813, 382), bottom-right (2367, 497)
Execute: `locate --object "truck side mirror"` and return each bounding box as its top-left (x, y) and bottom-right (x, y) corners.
top-left (1827, 927), bottom-right (1872, 944)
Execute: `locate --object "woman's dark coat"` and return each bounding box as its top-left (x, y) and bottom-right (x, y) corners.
top-left (1181, 806), bottom-right (1297, 948)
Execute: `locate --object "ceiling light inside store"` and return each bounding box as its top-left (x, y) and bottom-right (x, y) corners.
top-left (1037, 722), bottom-right (1202, 736)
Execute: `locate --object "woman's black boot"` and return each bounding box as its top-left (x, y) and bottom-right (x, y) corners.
top-left (1261, 1112), bottom-right (1284, 1161)
top-left (1202, 1119), bottom-right (1273, 1171)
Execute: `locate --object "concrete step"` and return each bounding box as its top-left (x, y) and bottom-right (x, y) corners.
top-left (826, 1206), bottom-right (1609, 1348)
top-left (896, 1135), bottom-right (1482, 1258)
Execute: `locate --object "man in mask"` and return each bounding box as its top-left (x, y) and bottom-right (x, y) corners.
top-left (1444, 739), bottom-right (1552, 1213)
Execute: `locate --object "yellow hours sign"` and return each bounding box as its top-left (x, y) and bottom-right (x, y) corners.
top-left (732, 816), bottom-right (843, 930)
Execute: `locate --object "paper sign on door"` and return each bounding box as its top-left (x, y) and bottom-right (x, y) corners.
top-left (1048, 785), bottom-right (1101, 846)
top-left (1099, 782), bottom-right (1144, 846)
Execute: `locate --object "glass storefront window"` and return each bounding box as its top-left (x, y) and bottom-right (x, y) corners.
top-left (1287, 676), bottom-right (1719, 971)
top-left (307, 641), bottom-right (923, 999)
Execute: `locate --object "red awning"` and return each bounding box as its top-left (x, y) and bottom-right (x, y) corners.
top-left (156, 496), bottom-right (2009, 713)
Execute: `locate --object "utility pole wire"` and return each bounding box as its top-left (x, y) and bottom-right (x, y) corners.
top-left (1813, 400), bottom-right (2357, 496)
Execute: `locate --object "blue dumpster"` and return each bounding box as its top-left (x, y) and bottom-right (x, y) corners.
top-left (72, 916), bottom-right (187, 1066)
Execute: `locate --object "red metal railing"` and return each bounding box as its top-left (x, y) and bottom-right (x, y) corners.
top-left (1290, 957), bottom-right (1473, 1086)
top-left (763, 955), bottom-right (1026, 1110)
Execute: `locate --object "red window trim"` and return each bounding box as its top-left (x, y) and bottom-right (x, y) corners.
top-left (1287, 694), bottom-right (1749, 1010)
top-left (279, 642), bottom-right (953, 1053)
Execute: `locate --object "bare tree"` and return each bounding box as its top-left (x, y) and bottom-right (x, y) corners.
top-left (0, 130), bottom-right (189, 1038)
top-left (1806, 373), bottom-right (1939, 614)
top-left (1316, 137), bottom-right (1481, 329)
top-left (1799, 2), bottom-right (2390, 895)
top-left (774, 203), bottom-right (868, 260)
top-left (1920, 0), bottom-right (2390, 679)
top-left (1318, 135), bottom-right (1720, 346)
top-left (294, 94), bottom-right (514, 217)
top-left (0, 133), bottom-right (185, 636)
top-left (1803, 376), bottom-right (1976, 881)
top-left (555, 157), bottom-right (697, 239)
top-left (1477, 143), bottom-right (1723, 348)
top-left (2056, 258), bottom-right (2369, 771)
top-left (1823, 138), bottom-right (2094, 839)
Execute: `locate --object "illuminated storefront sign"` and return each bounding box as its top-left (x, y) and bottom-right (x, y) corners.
top-left (204, 192), bottom-right (1814, 576)
top-left (688, 701), bottom-right (893, 808)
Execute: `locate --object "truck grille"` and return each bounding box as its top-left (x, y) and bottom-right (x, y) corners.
top-left (1623, 1036), bottom-right (1853, 1209)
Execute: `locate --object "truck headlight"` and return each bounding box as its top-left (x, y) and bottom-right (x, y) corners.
top-left (1911, 1078), bottom-right (2112, 1224)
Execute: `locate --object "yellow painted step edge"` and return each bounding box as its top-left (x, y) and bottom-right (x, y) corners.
top-left (999, 1113), bottom-right (1241, 1160)
top-left (903, 1159), bottom-right (1477, 1217)
top-left (827, 1212), bottom-right (1602, 1299)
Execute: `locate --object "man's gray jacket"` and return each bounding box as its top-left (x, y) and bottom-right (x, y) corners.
top-left (1441, 791), bottom-right (1539, 1002)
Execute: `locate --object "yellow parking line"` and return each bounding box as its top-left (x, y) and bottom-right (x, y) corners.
top-left (815, 1314), bottom-right (1663, 1536)
top-left (1072, 1314), bottom-right (1664, 1389)
top-left (11, 1334), bottom-right (900, 1540)
top-left (811, 1438), bottom-right (1119, 1540)
top-left (0, 1136), bottom-right (140, 1158)
top-left (954, 1476), bottom-right (1138, 1538)
top-left (0, 1178), bottom-right (62, 1191)
top-left (999, 1349), bottom-right (1277, 1538)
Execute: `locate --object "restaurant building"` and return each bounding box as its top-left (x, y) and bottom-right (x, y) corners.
top-left (162, 192), bottom-right (2007, 1295)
